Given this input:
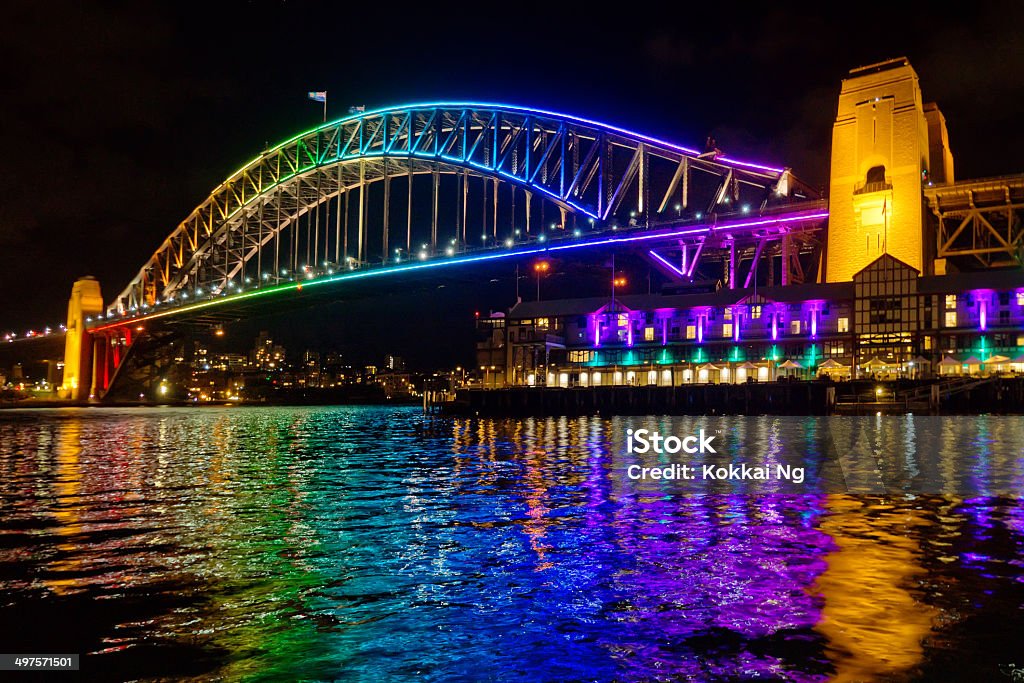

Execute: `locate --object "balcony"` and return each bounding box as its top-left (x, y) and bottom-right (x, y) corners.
top-left (853, 181), bottom-right (893, 195)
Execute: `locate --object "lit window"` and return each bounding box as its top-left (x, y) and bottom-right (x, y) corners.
top-left (617, 313), bottom-right (628, 327)
top-left (751, 305), bottom-right (761, 319)
top-left (644, 326), bottom-right (655, 341)
top-left (724, 308), bottom-right (732, 320)
top-left (791, 320), bottom-right (801, 335)
top-left (568, 350), bottom-right (595, 363)
top-left (722, 323), bottom-right (733, 338)
top-left (924, 336), bottom-right (933, 350)
top-left (1017, 292), bottom-right (1024, 306)
top-left (685, 325), bottom-right (696, 340)
top-left (945, 294), bottom-right (957, 309)
top-left (536, 317), bottom-right (549, 329)
top-left (1017, 335), bottom-right (1024, 346)
top-left (945, 311), bottom-right (957, 328)
top-left (838, 317), bottom-right (849, 333)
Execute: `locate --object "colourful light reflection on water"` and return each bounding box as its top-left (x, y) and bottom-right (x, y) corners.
top-left (0, 407), bottom-right (1023, 681)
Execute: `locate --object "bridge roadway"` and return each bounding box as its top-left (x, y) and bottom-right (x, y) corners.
top-left (89, 203), bottom-right (827, 331)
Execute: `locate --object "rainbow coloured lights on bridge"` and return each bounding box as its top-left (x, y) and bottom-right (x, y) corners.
top-left (111, 100), bottom-right (805, 316)
top-left (90, 209), bottom-right (829, 332)
top-left (227, 101), bottom-right (788, 181)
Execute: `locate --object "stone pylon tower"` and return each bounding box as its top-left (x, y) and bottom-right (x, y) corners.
top-left (826, 57), bottom-right (954, 282)
top-left (60, 277), bottom-right (103, 400)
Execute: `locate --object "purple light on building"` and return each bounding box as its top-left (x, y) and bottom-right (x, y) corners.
top-left (733, 310), bottom-right (741, 342)
top-left (592, 314), bottom-right (601, 347)
top-left (971, 290), bottom-right (994, 332)
top-left (697, 315), bottom-right (704, 344)
top-left (627, 317), bottom-right (634, 347)
top-left (771, 312), bottom-right (778, 341)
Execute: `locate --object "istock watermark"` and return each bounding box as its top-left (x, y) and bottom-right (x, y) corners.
top-left (623, 425), bottom-right (805, 485)
top-left (626, 428), bottom-right (717, 454)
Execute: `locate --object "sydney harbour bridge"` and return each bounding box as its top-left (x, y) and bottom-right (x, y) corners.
top-left (6, 70), bottom-right (1024, 402)
top-left (35, 102), bottom-right (828, 400)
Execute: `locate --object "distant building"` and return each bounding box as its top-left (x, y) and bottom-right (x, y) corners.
top-left (377, 372), bottom-right (413, 398)
top-left (252, 331), bottom-right (286, 370)
top-left (214, 353), bottom-right (248, 371)
top-left (192, 341), bottom-right (210, 370)
top-left (384, 354), bottom-right (405, 372)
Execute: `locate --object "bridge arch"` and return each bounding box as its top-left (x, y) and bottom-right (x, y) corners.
top-left (111, 103), bottom-right (809, 315)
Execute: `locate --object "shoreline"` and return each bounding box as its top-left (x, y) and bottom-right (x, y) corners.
top-left (441, 377), bottom-right (1024, 417)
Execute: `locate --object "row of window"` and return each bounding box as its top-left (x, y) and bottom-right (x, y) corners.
top-left (946, 293), bottom-right (1024, 308)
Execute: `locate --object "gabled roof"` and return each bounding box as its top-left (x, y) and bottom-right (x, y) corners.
top-left (852, 253), bottom-right (920, 279)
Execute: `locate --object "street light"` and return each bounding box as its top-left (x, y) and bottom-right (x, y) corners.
top-left (533, 260), bottom-right (550, 301)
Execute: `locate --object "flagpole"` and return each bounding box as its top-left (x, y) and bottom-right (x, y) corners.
top-left (323, 93), bottom-right (327, 122)
top-left (883, 198), bottom-right (888, 255)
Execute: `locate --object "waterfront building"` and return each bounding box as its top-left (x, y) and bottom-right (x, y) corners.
top-left (478, 58), bottom-right (1024, 388)
top-left (483, 254), bottom-right (1024, 387)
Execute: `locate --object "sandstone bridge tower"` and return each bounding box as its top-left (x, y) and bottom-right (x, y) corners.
top-left (826, 57), bottom-right (955, 282)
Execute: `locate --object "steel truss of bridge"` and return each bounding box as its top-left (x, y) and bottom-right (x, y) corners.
top-left (925, 174), bottom-right (1024, 268)
top-left (110, 103), bottom-right (819, 317)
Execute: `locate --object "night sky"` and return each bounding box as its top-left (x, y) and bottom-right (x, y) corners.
top-left (2, 2), bottom-right (1023, 367)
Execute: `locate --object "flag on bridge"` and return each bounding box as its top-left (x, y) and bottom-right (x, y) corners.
top-left (307, 91), bottom-right (327, 102)
top-left (348, 105), bottom-right (365, 114)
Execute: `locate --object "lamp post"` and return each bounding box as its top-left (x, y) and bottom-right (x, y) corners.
top-left (533, 261), bottom-right (550, 301)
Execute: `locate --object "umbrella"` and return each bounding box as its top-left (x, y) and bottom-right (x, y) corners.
top-left (937, 355), bottom-right (961, 366)
top-left (778, 359), bottom-right (804, 369)
top-left (696, 363), bottom-right (721, 371)
top-left (738, 361), bottom-right (759, 370)
top-left (962, 355), bottom-right (982, 365)
top-left (861, 357), bottom-right (888, 367)
top-left (818, 358), bottom-right (848, 369)
top-left (983, 354), bottom-right (1010, 364)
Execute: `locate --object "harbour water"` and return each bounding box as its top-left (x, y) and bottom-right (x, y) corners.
top-left (1, 406), bottom-right (1023, 681)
